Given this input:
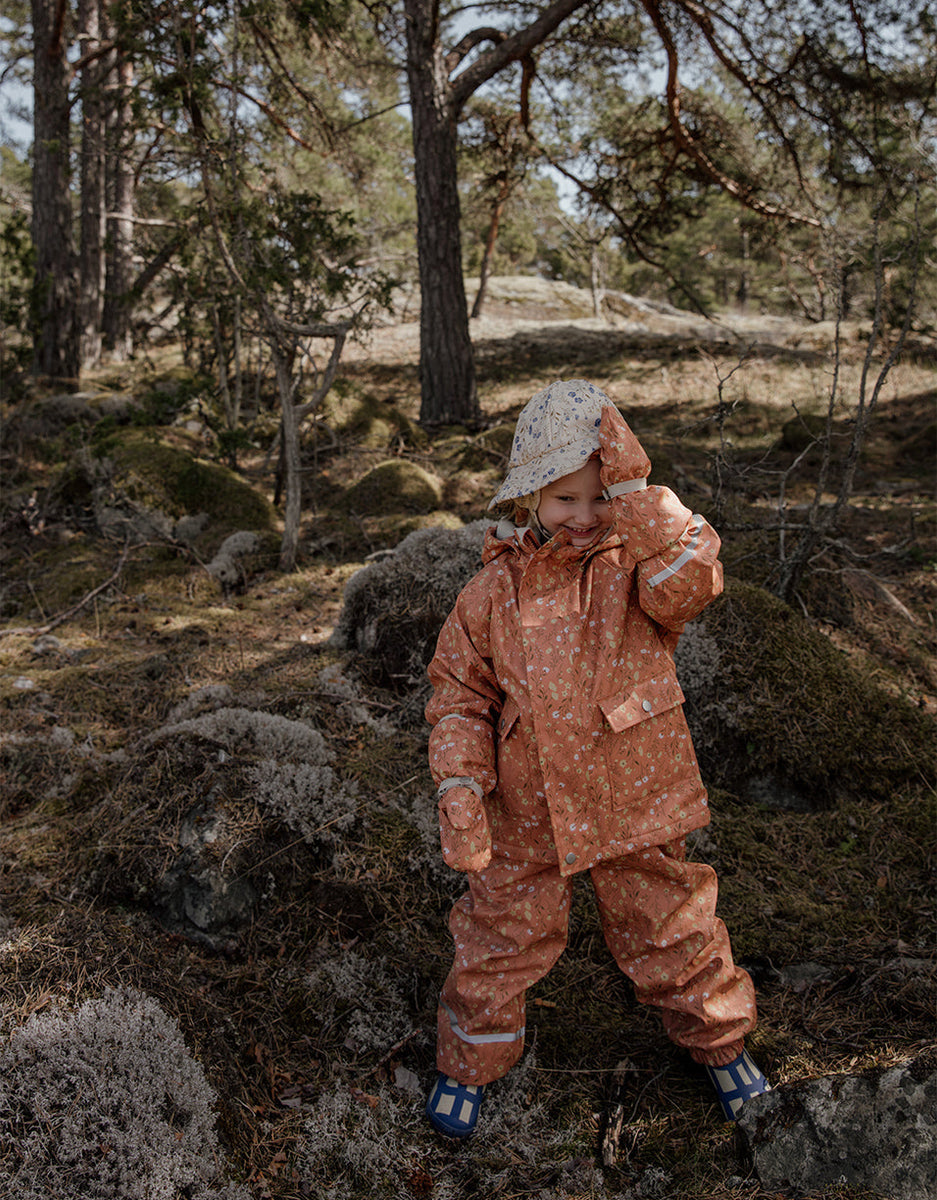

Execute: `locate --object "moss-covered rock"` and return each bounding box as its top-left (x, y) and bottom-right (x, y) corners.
top-left (339, 460), bottom-right (444, 516)
top-left (689, 579), bottom-right (935, 806)
top-left (318, 389), bottom-right (427, 450)
top-left (96, 432), bottom-right (276, 532)
top-left (454, 423), bottom-right (514, 471)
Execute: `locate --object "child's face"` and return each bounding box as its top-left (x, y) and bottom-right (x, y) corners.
top-left (537, 457), bottom-right (611, 546)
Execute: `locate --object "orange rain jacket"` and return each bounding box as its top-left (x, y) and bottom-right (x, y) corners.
top-left (426, 484), bottom-right (723, 875)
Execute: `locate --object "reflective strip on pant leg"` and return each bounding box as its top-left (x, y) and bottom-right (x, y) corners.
top-left (442, 999), bottom-right (525, 1046)
top-left (646, 516), bottom-right (703, 587)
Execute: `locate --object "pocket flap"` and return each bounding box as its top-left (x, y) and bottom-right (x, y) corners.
top-left (498, 695), bottom-right (521, 738)
top-left (599, 673), bottom-right (685, 733)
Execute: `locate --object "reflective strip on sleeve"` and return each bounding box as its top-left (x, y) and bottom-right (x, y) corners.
top-left (604, 477), bottom-right (648, 499)
top-left (646, 515), bottom-right (703, 588)
top-left (442, 1000), bottom-right (526, 1046)
top-left (438, 776), bottom-right (483, 799)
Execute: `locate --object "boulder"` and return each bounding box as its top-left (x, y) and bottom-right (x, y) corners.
top-left (340, 460), bottom-right (444, 515)
top-left (329, 520), bottom-right (489, 690)
top-left (151, 803), bottom-right (258, 950)
top-left (737, 1053), bottom-right (937, 1199)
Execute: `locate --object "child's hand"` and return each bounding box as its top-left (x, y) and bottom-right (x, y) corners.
top-left (439, 786), bottom-right (492, 872)
top-left (599, 405), bottom-right (651, 490)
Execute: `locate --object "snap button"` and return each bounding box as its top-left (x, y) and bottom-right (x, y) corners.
top-left (565, 852), bottom-right (576, 865)
top-left (642, 699), bottom-right (653, 712)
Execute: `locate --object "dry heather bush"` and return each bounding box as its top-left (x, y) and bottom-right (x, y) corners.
top-left (300, 1053), bottom-right (625, 1200)
top-left (329, 521), bottom-right (489, 689)
top-left (206, 531), bottom-right (261, 595)
top-left (165, 684), bottom-right (263, 723)
top-left (305, 949), bottom-right (416, 1059)
top-left (148, 706), bottom-right (358, 845)
top-left (314, 663), bottom-right (394, 734)
top-left (673, 620), bottom-right (722, 697)
top-left (0, 987), bottom-right (249, 1200)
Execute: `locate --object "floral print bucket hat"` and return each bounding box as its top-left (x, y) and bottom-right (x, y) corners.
top-left (489, 379), bottom-right (614, 509)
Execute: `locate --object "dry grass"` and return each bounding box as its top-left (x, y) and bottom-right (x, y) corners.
top-left (0, 288), bottom-right (934, 1199)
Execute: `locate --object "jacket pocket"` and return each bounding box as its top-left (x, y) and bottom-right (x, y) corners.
top-left (598, 672), bottom-right (685, 733)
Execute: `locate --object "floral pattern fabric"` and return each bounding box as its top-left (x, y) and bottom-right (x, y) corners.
top-left (437, 839), bottom-right (755, 1082)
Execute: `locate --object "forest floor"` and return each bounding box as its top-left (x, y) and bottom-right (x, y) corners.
top-left (0, 278), bottom-right (935, 1199)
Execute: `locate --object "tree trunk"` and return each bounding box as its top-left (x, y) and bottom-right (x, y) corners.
top-left (104, 45), bottom-right (135, 360)
top-left (31, 0), bottom-right (80, 385)
top-left (272, 341), bottom-right (301, 573)
top-left (589, 243), bottom-right (604, 320)
top-left (470, 178), bottom-right (509, 320)
top-left (404, 0), bottom-right (480, 427)
top-left (78, 0), bottom-right (106, 370)
top-left (736, 226), bottom-right (749, 312)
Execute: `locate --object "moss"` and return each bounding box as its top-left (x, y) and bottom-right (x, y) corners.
top-left (98, 431), bottom-right (276, 531)
top-left (454, 423), bottom-right (514, 471)
top-left (701, 579), bottom-right (936, 802)
top-left (319, 390), bottom-right (428, 450)
top-left (339, 460), bottom-right (443, 516)
top-left (707, 786), bottom-right (934, 962)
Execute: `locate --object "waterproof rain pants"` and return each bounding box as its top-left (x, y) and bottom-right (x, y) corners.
top-left (437, 838), bottom-right (756, 1084)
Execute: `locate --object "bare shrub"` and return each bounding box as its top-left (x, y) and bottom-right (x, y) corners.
top-left (0, 987), bottom-right (249, 1200)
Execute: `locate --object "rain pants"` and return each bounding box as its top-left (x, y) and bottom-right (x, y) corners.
top-left (426, 484), bottom-right (757, 1083)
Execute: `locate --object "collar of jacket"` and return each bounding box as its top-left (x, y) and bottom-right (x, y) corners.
top-left (483, 520), bottom-right (621, 563)
top-left (482, 521), bottom-right (623, 628)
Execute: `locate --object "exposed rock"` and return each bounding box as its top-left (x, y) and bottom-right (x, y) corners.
top-left (174, 512), bottom-right (211, 544)
top-left (737, 1053), bottom-right (937, 1199)
top-left (742, 773), bottom-right (815, 812)
top-left (772, 961), bottom-right (832, 993)
top-left (151, 804), bottom-right (258, 949)
top-left (206, 530), bottom-right (261, 594)
top-left (329, 520), bottom-right (489, 691)
top-left (95, 502), bottom-right (174, 543)
top-left (4, 393), bottom-right (96, 439)
top-left (96, 393), bottom-right (145, 422)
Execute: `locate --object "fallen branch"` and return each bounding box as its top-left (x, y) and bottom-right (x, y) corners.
top-left (0, 539), bottom-right (131, 639)
top-left (600, 1059), bottom-right (640, 1170)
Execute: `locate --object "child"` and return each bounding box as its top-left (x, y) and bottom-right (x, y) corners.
top-left (424, 379), bottom-right (769, 1138)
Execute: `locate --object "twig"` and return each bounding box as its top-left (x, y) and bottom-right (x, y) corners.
top-left (367, 1028), bottom-right (422, 1077)
top-left (0, 539), bottom-right (132, 639)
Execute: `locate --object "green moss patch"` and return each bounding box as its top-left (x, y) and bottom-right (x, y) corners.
top-left (99, 431), bottom-right (276, 532)
top-left (339, 460), bottom-right (444, 516)
top-left (318, 388), bottom-right (428, 450)
top-left (699, 579), bottom-right (935, 803)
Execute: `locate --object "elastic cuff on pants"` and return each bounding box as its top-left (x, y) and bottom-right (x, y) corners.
top-left (690, 1039), bottom-right (746, 1068)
